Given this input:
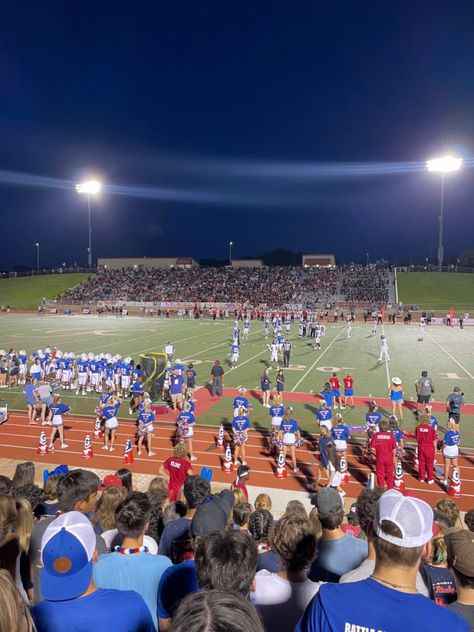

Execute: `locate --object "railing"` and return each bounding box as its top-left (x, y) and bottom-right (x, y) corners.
top-left (0, 267), bottom-right (96, 278)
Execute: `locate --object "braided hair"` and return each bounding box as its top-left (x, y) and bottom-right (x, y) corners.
top-left (248, 509), bottom-right (274, 544)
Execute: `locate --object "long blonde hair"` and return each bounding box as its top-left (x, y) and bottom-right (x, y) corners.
top-left (14, 498), bottom-right (34, 553)
top-left (92, 486), bottom-right (126, 531)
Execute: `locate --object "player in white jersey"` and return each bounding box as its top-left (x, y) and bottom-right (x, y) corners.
top-left (346, 316), bottom-right (352, 339)
top-left (285, 317), bottom-right (291, 333)
top-left (378, 335), bottom-right (390, 362)
top-left (264, 318), bottom-right (270, 338)
top-left (418, 317), bottom-right (425, 341)
top-left (164, 342), bottom-right (174, 366)
top-left (243, 318), bottom-right (250, 340)
top-left (230, 342), bottom-right (240, 369)
top-left (371, 315), bottom-right (377, 334)
top-left (268, 339), bottom-right (279, 365)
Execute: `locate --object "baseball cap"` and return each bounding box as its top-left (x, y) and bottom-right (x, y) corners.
top-left (445, 528), bottom-right (474, 577)
top-left (191, 499), bottom-right (229, 537)
top-left (99, 474), bottom-right (123, 490)
top-left (40, 511), bottom-right (96, 601)
top-left (374, 490), bottom-right (433, 548)
top-left (311, 487), bottom-right (343, 514)
top-left (392, 377), bottom-right (402, 386)
top-left (346, 502), bottom-right (358, 518)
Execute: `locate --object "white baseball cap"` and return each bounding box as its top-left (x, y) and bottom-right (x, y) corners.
top-left (392, 377), bottom-right (402, 385)
top-left (374, 490), bottom-right (433, 548)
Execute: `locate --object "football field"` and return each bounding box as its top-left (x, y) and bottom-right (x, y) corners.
top-left (0, 314), bottom-right (473, 443)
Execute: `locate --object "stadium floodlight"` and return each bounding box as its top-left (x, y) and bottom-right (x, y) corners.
top-left (75, 180), bottom-right (102, 268)
top-left (229, 241), bottom-right (234, 264)
top-left (426, 155), bottom-right (462, 271)
top-left (35, 242), bottom-right (40, 275)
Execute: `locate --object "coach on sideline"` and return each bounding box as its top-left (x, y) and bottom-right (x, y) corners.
top-left (415, 371), bottom-right (434, 414)
top-left (210, 360), bottom-right (224, 397)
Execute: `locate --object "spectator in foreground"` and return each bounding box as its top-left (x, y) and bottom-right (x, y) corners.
top-left (465, 509), bottom-right (474, 533)
top-left (194, 530), bottom-right (257, 596)
top-left (248, 509), bottom-right (281, 573)
top-left (170, 590), bottom-right (264, 632)
top-left (435, 498), bottom-right (461, 529)
top-left (308, 488), bottom-right (367, 582)
top-left (93, 492), bottom-right (172, 629)
top-left (0, 569), bottom-right (35, 632)
top-left (445, 528), bottom-right (474, 628)
top-left (251, 514), bottom-right (320, 631)
top-left (341, 503), bottom-right (362, 538)
top-left (420, 527), bottom-right (456, 605)
top-left (32, 512), bottom-right (155, 632)
top-left (297, 490), bottom-right (468, 632)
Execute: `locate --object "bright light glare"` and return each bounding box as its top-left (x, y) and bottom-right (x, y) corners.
top-left (426, 155), bottom-right (463, 173)
top-left (75, 180), bottom-right (102, 194)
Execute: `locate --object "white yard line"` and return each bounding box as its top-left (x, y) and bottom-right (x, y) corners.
top-left (426, 333), bottom-right (474, 380)
top-left (291, 329), bottom-right (343, 392)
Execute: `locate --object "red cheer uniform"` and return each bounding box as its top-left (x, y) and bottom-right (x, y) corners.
top-left (370, 430), bottom-right (397, 488)
top-left (415, 423), bottom-right (438, 482)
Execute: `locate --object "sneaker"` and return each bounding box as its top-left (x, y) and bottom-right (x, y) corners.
top-left (191, 456), bottom-right (198, 462)
top-left (60, 444), bottom-right (69, 449)
top-left (427, 480), bottom-right (434, 485)
top-left (129, 408), bottom-right (133, 415)
top-left (339, 490), bottom-right (347, 497)
top-left (293, 467), bottom-right (299, 473)
top-left (441, 479), bottom-right (448, 487)
top-left (234, 461), bottom-right (239, 466)
top-left (242, 461), bottom-right (247, 465)
top-left (137, 450), bottom-right (142, 456)
top-left (101, 445), bottom-right (109, 450)
top-left (109, 447), bottom-right (115, 452)
top-left (148, 451), bottom-right (156, 457)
top-left (340, 405), bottom-right (346, 410)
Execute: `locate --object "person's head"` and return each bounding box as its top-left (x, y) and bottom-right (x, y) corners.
top-left (99, 475), bottom-right (123, 492)
top-left (236, 464), bottom-right (250, 484)
top-left (173, 443), bottom-right (189, 459)
top-left (421, 370), bottom-right (428, 378)
top-left (326, 442), bottom-right (340, 471)
top-left (43, 474), bottom-right (61, 502)
top-left (284, 500), bottom-right (307, 518)
top-left (12, 483), bottom-right (44, 512)
top-left (164, 501), bottom-right (188, 524)
top-left (0, 569), bottom-right (35, 632)
top-left (14, 498), bottom-right (34, 553)
top-left (11, 462), bottom-right (35, 489)
top-left (57, 469), bottom-right (101, 514)
top-left (188, 363), bottom-right (193, 370)
top-left (0, 494), bottom-right (17, 541)
top-left (425, 530), bottom-right (448, 567)
top-left (312, 488), bottom-right (344, 531)
top-left (183, 476), bottom-right (211, 510)
top-left (233, 502), bottom-right (252, 529)
top-left (368, 401), bottom-right (378, 413)
top-left (194, 530), bottom-right (257, 596)
top-left (170, 590), bottom-right (264, 632)
top-left (273, 395), bottom-right (281, 405)
top-left (319, 426), bottom-right (330, 438)
top-left (379, 419), bottom-right (389, 432)
top-left (391, 377), bottom-right (402, 387)
top-left (465, 509), bottom-right (474, 533)
top-left (388, 416), bottom-right (399, 431)
top-left (454, 386), bottom-right (461, 393)
top-left (248, 509), bottom-right (274, 544)
top-left (148, 476), bottom-right (169, 494)
top-left (0, 476), bottom-right (12, 496)
top-left (92, 485), bottom-right (126, 531)
top-left (146, 490), bottom-right (166, 544)
top-left (319, 399), bottom-right (327, 409)
top-left (53, 394), bottom-right (61, 405)
top-left (332, 372), bottom-right (337, 378)
top-left (254, 493), bottom-right (272, 512)
top-left (418, 413), bottom-right (430, 426)
top-left (355, 487), bottom-right (384, 537)
top-left (232, 488), bottom-right (246, 506)
top-left (445, 528), bottom-right (474, 590)
top-left (373, 490), bottom-right (433, 569)
top-left (115, 492), bottom-right (151, 539)
top-left (435, 498), bottom-right (460, 529)
top-left (271, 514), bottom-right (317, 572)
top-left (40, 511), bottom-right (96, 601)
top-left (446, 418), bottom-right (456, 431)
top-left (345, 503), bottom-right (360, 527)
top-left (308, 508), bottom-right (323, 540)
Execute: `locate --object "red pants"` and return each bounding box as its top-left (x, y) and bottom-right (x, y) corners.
top-left (418, 446), bottom-right (435, 481)
top-left (376, 460), bottom-right (394, 488)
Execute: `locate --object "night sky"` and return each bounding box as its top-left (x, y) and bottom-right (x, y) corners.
top-left (1, 2), bottom-right (474, 268)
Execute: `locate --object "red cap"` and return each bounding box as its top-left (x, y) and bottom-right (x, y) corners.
top-left (99, 475), bottom-right (123, 490)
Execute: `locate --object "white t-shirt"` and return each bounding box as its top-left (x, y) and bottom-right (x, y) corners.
top-left (251, 569), bottom-right (322, 632)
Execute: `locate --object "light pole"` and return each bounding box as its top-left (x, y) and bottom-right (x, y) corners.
top-left (366, 252), bottom-right (369, 266)
top-left (35, 242), bottom-right (40, 275)
top-left (75, 180), bottom-right (102, 269)
top-left (426, 155), bottom-right (462, 271)
top-left (229, 241), bottom-right (233, 264)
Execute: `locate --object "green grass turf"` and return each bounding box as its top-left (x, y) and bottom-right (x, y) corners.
top-left (0, 314), bottom-right (473, 444)
top-left (0, 274), bottom-right (93, 310)
top-left (397, 272), bottom-right (474, 311)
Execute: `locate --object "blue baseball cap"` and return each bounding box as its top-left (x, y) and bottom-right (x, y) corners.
top-left (40, 511), bottom-right (96, 601)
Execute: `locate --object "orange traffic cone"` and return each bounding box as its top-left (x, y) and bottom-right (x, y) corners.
top-left (82, 434), bottom-right (94, 459)
top-left (339, 455), bottom-right (349, 484)
top-left (394, 460), bottom-right (405, 491)
top-left (216, 424), bottom-right (224, 449)
top-left (37, 430), bottom-right (49, 456)
top-left (222, 443), bottom-right (233, 473)
top-left (93, 417), bottom-right (102, 439)
top-left (123, 438), bottom-right (134, 464)
top-left (275, 450), bottom-right (287, 479)
top-left (448, 467), bottom-right (461, 498)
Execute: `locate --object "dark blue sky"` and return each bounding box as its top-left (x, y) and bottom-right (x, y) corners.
top-left (1, 1), bottom-right (474, 268)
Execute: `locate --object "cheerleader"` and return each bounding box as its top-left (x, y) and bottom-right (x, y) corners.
top-left (389, 377), bottom-right (404, 420)
top-left (275, 370), bottom-right (285, 402)
top-left (233, 387), bottom-right (251, 417)
top-left (389, 415), bottom-right (405, 458)
top-left (261, 369), bottom-right (272, 408)
top-left (137, 401), bottom-right (156, 457)
top-left (102, 396), bottom-right (121, 452)
top-left (425, 405), bottom-right (438, 431)
top-left (176, 404), bottom-right (197, 462)
top-left (232, 406), bottom-right (250, 466)
top-left (316, 400), bottom-right (333, 431)
top-left (441, 419), bottom-right (460, 487)
top-left (320, 382), bottom-right (335, 409)
top-left (268, 395), bottom-right (285, 452)
top-left (278, 407), bottom-right (302, 473)
top-left (330, 414), bottom-right (351, 458)
top-left (48, 395), bottom-right (70, 451)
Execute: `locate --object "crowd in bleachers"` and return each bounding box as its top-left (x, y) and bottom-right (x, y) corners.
top-left (341, 264), bottom-right (390, 303)
top-left (1, 462), bottom-right (473, 631)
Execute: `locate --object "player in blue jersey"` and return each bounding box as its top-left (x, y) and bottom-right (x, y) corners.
top-left (76, 354), bottom-right (89, 395)
top-left (320, 383), bottom-right (335, 409)
top-left (136, 400), bottom-right (156, 457)
top-left (129, 376), bottom-right (144, 414)
top-left (18, 349), bottom-right (28, 385)
top-left (48, 395), bottom-right (71, 451)
top-left (232, 407), bottom-right (251, 466)
top-left (389, 415), bottom-right (405, 459)
top-left (230, 342), bottom-right (240, 369)
top-left (316, 400), bottom-right (333, 431)
top-left (441, 418), bottom-right (461, 487)
top-left (120, 357), bottom-right (132, 397)
top-left (60, 353), bottom-right (72, 390)
top-left (176, 405), bottom-right (197, 462)
top-left (102, 396), bottom-right (121, 452)
top-left (278, 408), bottom-right (302, 472)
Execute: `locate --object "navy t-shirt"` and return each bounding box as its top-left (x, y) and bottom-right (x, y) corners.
top-left (256, 549), bottom-right (281, 573)
top-left (157, 559), bottom-right (199, 620)
top-left (296, 578), bottom-right (469, 632)
top-left (33, 588), bottom-right (155, 632)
